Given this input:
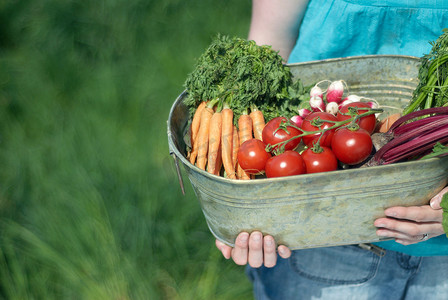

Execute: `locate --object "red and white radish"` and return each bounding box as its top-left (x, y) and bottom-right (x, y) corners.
top-left (339, 94), bottom-right (361, 109)
top-left (326, 102), bottom-right (339, 115)
top-left (310, 95), bottom-right (325, 112)
top-left (290, 115), bottom-right (303, 127)
top-left (326, 80), bottom-right (345, 103)
top-left (298, 108), bottom-right (312, 119)
top-left (310, 85), bottom-right (324, 99)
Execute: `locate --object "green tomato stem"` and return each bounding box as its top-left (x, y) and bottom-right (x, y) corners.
top-left (269, 108), bottom-right (382, 151)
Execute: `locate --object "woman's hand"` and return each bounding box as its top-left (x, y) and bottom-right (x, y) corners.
top-left (215, 231), bottom-right (291, 268)
top-left (374, 187), bottom-right (448, 245)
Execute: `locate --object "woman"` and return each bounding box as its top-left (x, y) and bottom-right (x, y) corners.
top-left (216, 1), bottom-right (448, 299)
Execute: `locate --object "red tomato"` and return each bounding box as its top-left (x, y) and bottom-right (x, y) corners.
top-left (302, 147), bottom-right (338, 174)
top-left (331, 127), bottom-right (373, 165)
top-left (265, 151), bottom-right (307, 178)
top-left (237, 139), bottom-right (272, 174)
top-left (262, 117), bottom-right (302, 151)
top-left (337, 102), bottom-right (376, 134)
top-left (301, 112), bottom-right (338, 147)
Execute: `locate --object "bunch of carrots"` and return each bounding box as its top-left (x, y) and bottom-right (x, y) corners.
top-left (188, 101), bottom-right (265, 180)
top-left (184, 35), bottom-right (309, 179)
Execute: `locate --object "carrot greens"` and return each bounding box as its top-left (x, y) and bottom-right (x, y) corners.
top-left (183, 35), bottom-right (308, 122)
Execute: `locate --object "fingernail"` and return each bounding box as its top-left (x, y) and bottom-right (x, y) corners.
top-left (253, 232), bottom-right (261, 241)
top-left (430, 198), bottom-right (440, 209)
top-left (385, 211), bottom-right (397, 217)
top-left (278, 247), bottom-right (284, 255)
top-left (265, 238), bottom-right (273, 246)
top-left (240, 233), bottom-right (248, 242)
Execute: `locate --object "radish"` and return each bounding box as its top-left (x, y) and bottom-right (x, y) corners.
top-left (310, 85), bottom-right (324, 99)
top-left (339, 94), bottom-right (361, 109)
top-left (326, 80), bottom-right (345, 103)
top-left (341, 94), bottom-right (361, 104)
top-left (310, 95), bottom-right (325, 112)
top-left (366, 101), bottom-right (378, 109)
top-left (290, 115), bottom-right (303, 127)
top-left (298, 108), bottom-right (312, 118)
top-left (326, 102), bottom-right (339, 115)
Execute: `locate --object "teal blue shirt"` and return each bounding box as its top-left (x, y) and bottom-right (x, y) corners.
top-left (288, 0), bottom-right (448, 256)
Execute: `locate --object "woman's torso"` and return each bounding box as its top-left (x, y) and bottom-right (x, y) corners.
top-left (288, 0), bottom-right (448, 256)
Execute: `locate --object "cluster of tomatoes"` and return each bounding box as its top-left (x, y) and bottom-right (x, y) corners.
top-left (237, 102), bottom-right (377, 178)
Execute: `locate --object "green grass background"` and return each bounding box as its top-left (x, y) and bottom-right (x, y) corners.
top-left (0, 0), bottom-right (254, 299)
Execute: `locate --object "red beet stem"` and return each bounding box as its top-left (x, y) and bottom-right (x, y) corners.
top-left (373, 118), bottom-right (448, 161)
top-left (382, 135), bottom-right (448, 164)
top-left (382, 126), bottom-right (448, 161)
top-left (370, 114), bottom-right (448, 165)
top-left (392, 115), bottom-right (447, 136)
top-left (388, 106), bottom-right (448, 133)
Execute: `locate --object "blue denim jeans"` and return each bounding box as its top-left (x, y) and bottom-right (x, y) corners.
top-left (246, 245), bottom-right (448, 300)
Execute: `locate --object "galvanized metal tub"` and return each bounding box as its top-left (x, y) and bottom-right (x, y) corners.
top-left (167, 55), bottom-right (448, 250)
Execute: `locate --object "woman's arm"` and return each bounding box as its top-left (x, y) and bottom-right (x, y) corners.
top-left (248, 0), bottom-right (310, 61)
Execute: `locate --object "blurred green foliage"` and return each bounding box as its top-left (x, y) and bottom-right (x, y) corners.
top-left (0, 0), bottom-right (253, 299)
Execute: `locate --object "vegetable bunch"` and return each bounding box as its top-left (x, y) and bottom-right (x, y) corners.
top-left (184, 35), bottom-right (309, 179)
top-left (184, 34), bottom-right (308, 122)
top-left (368, 106), bottom-right (448, 166)
top-left (404, 29), bottom-right (448, 114)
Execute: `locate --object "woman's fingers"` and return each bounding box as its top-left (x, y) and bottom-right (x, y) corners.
top-left (215, 239), bottom-right (232, 259)
top-left (376, 222), bottom-right (440, 244)
top-left (247, 231), bottom-right (264, 267)
top-left (374, 205), bottom-right (445, 244)
top-left (375, 218), bottom-right (442, 236)
top-left (277, 245), bottom-right (292, 259)
top-left (383, 205), bottom-right (443, 223)
top-left (231, 232), bottom-right (250, 265)
top-left (380, 227), bottom-right (435, 245)
top-left (217, 231), bottom-right (291, 268)
top-left (262, 235), bottom-right (277, 268)
top-left (430, 186), bottom-right (448, 209)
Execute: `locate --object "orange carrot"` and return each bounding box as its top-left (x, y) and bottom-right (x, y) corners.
top-left (189, 101), bottom-right (207, 164)
top-left (250, 106), bottom-right (265, 141)
top-left (189, 132), bottom-right (200, 164)
top-left (207, 111), bottom-right (222, 175)
top-left (196, 104), bottom-right (214, 170)
top-left (221, 106), bottom-right (236, 179)
top-left (191, 101), bottom-right (207, 144)
top-left (214, 145), bottom-right (222, 176)
top-left (237, 113), bottom-right (253, 180)
top-left (232, 125), bottom-right (239, 170)
top-left (237, 163), bottom-right (251, 180)
top-left (238, 113), bottom-right (253, 144)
